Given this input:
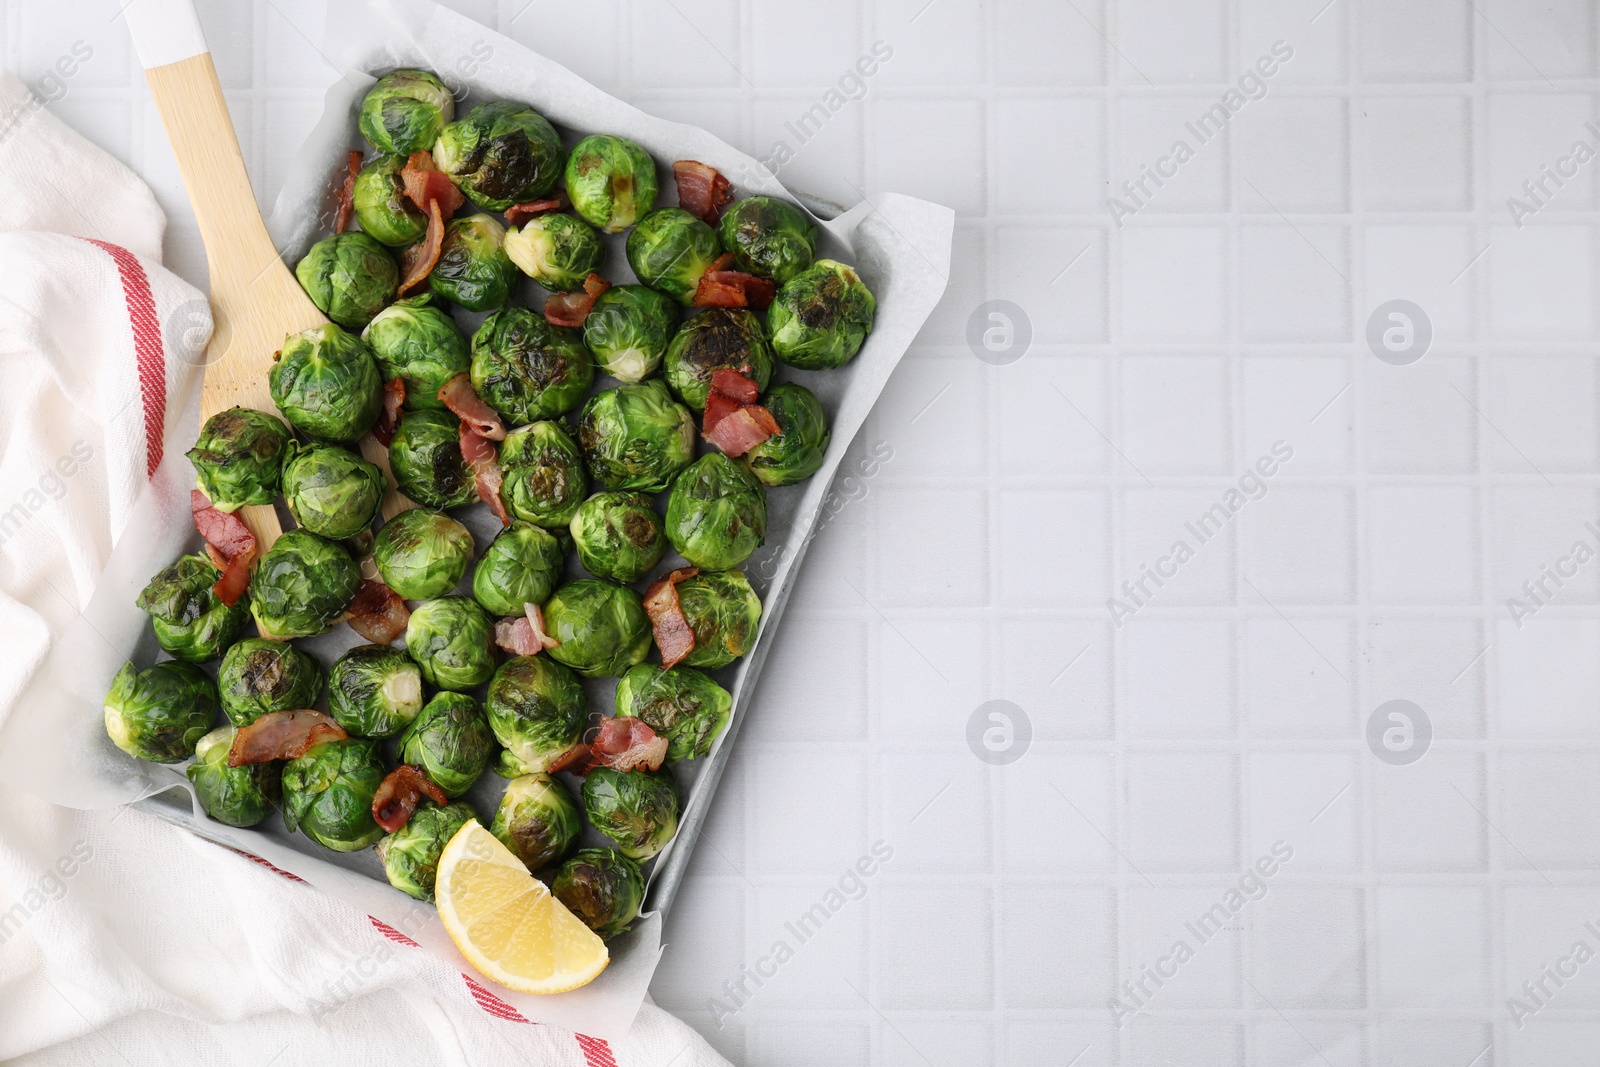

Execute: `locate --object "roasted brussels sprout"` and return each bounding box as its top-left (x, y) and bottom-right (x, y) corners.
top-left (249, 529), bottom-right (362, 640)
top-left (136, 554), bottom-right (250, 663)
top-left (187, 407), bottom-right (290, 512)
top-left (103, 660), bottom-right (218, 764)
top-left (564, 134), bottom-right (659, 233)
top-left (543, 579), bottom-right (651, 679)
top-left (551, 848), bottom-right (645, 940)
top-left (373, 508), bottom-right (474, 600)
top-left (351, 154), bottom-right (428, 247)
top-left (491, 772), bottom-right (581, 871)
top-left (218, 638), bottom-right (325, 728)
top-left (582, 767), bottom-right (680, 861)
top-left (576, 381), bottom-right (696, 493)
top-left (768, 259), bottom-right (876, 370)
top-left (269, 323), bottom-right (384, 443)
top-left (281, 738), bottom-right (386, 852)
top-left (615, 664), bottom-right (731, 762)
top-left (504, 214), bottom-right (604, 292)
top-left (328, 644), bottom-right (424, 738)
top-left (570, 492), bottom-right (665, 584)
top-left (397, 692), bottom-right (495, 797)
top-left (663, 308), bottom-right (774, 411)
top-left (376, 800), bottom-right (475, 901)
top-left (743, 382), bottom-right (829, 486)
top-left (358, 69), bottom-right (454, 156)
top-left (625, 207), bottom-right (721, 304)
top-left (294, 231), bottom-right (398, 330)
top-left (716, 196), bottom-right (818, 286)
top-left (470, 308), bottom-right (595, 424)
top-left (404, 596), bottom-right (497, 691)
top-left (388, 408), bottom-right (477, 509)
top-left (431, 100), bottom-right (564, 211)
top-left (362, 297), bottom-right (470, 411)
top-left (484, 654), bottom-right (588, 776)
top-left (582, 284), bottom-right (677, 384)
top-left (675, 569), bottom-right (762, 670)
top-left (429, 214), bottom-right (518, 312)
top-left (188, 725), bottom-right (279, 828)
top-left (281, 442), bottom-right (385, 541)
top-left (498, 421), bottom-right (589, 528)
top-left (665, 453), bottom-right (767, 570)
top-left (472, 521), bottom-right (565, 616)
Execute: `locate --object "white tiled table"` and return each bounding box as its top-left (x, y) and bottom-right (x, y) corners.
top-left (12, 0), bottom-right (1600, 1063)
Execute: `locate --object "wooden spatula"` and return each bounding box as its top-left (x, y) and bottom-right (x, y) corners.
top-left (126, 0), bottom-right (407, 551)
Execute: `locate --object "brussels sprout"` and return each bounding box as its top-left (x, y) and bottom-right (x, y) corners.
top-left (491, 772), bottom-right (582, 871)
top-left (218, 638), bottom-right (325, 728)
top-left (389, 409), bottom-right (477, 509)
top-left (281, 738), bottom-right (386, 852)
top-left (615, 664), bottom-right (731, 762)
top-left (405, 596), bottom-right (497, 691)
top-left (249, 530), bottom-right (362, 640)
top-left (498, 421), bottom-right (589, 528)
top-left (188, 725), bottom-right (279, 828)
top-left (470, 308), bottom-right (595, 424)
top-left (358, 69), bottom-right (454, 156)
top-left (551, 848), bottom-right (645, 939)
top-left (564, 135), bottom-right (659, 233)
top-left (328, 644), bottom-right (424, 738)
top-left (742, 382), bottom-right (830, 487)
top-left (351, 154), bottom-right (428, 247)
top-left (504, 214), bottom-right (604, 292)
top-left (281, 442), bottom-right (385, 541)
top-left (187, 407), bottom-right (291, 512)
top-left (136, 554), bottom-right (250, 663)
top-left (665, 453), bottom-right (767, 570)
top-left (663, 308), bottom-right (774, 411)
top-left (675, 569), bottom-right (762, 670)
top-left (373, 508), bottom-right (475, 600)
top-left (716, 196), bottom-right (818, 286)
top-left (625, 207), bottom-right (721, 304)
top-left (430, 214), bottom-right (518, 312)
top-left (576, 380), bottom-right (696, 493)
top-left (570, 492), bottom-right (665, 584)
top-left (543, 579), bottom-right (651, 679)
top-left (484, 654), bottom-right (588, 776)
top-left (376, 800), bottom-right (476, 901)
top-left (294, 231), bottom-right (398, 330)
top-left (432, 100), bottom-right (564, 211)
top-left (397, 692), bottom-right (495, 797)
top-left (768, 259), bottom-right (876, 370)
top-left (582, 767), bottom-right (679, 861)
top-left (472, 521), bottom-right (565, 616)
top-left (103, 660), bottom-right (218, 764)
top-left (582, 284), bottom-right (677, 384)
top-left (361, 297), bottom-right (471, 410)
top-left (269, 323), bottom-right (384, 443)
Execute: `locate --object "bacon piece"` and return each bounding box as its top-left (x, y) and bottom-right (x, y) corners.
top-left (693, 255), bottom-right (776, 310)
top-left (343, 578), bottom-right (410, 644)
top-left (400, 151), bottom-right (465, 218)
top-left (704, 404), bottom-right (781, 458)
top-left (228, 710), bottom-right (347, 767)
top-left (437, 373), bottom-right (505, 441)
top-left (494, 602), bottom-right (560, 656)
top-left (643, 566), bottom-right (700, 669)
top-left (397, 198), bottom-right (445, 297)
top-left (191, 490), bottom-right (258, 607)
top-left (335, 150), bottom-right (362, 234)
top-left (371, 765), bottom-right (449, 833)
top-left (543, 273), bottom-right (612, 328)
top-left (546, 742), bottom-right (592, 774)
top-left (709, 366), bottom-right (760, 405)
top-left (672, 160), bottom-right (734, 225)
top-left (459, 423), bottom-right (510, 526)
top-left (504, 197), bottom-right (565, 226)
top-left (586, 717), bottom-right (668, 774)
top-left (373, 377), bottom-right (406, 446)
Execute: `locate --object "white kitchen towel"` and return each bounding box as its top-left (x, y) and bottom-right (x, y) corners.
top-left (0, 70), bottom-right (727, 1067)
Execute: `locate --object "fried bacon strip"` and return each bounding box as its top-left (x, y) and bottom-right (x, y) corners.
top-left (672, 160), bottom-right (734, 225)
top-left (708, 366), bottom-right (759, 405)
top-left (228, 710), bottom-right (347, 767)
top-left (191, 490), bottom-right (257, 607)
top-left (585, 717), bottom-right (668, 774)
top-left (397, 198), bottom-right (445, 297)
top-left (373, 377), bottom-right (406, 446)
top-left (643, 566), bottom-right (699, 669)
top-left (371, 765), bottom-right (449, 833)
top-left (700, 368), bottom-right (780, 457)
top-left (494, 602), bottom-right (560, 657)
top-left (400, 151), bottom-right (465, 218)
top-left (437, 373), bottom-right (505, 441)
top-left (546, 741), bottom-right (592, 774)
top-left (343, 578), bottom-right (410, 644)
top-left (335, 149), bottom-right (362, 234)
top-left (459, 423), bottom-right (510, 526)
top-left (543, 273), bottom-right (611, 328)
top-left (504, 197), bottom-right (565, 226)
top-left (693, 253), bottom-right (776, 310)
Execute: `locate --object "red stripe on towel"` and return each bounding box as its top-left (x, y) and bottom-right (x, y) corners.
top-left (79, 238), bottom-right (167, 477)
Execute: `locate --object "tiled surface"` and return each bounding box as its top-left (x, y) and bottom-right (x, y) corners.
top-left (12, 0), bottom-right (1600, 1063)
